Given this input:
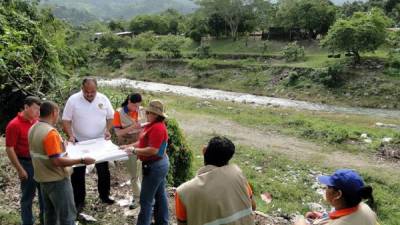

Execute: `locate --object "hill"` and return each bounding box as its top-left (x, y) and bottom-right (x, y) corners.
top-left (39, 0), bottom-right (197, 21)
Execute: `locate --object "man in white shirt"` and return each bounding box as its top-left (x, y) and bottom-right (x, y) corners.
top-left (62, 77), bottom-right (115, 211)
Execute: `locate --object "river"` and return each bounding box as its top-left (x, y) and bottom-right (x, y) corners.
top-left (99, 78), bottom-right (400, 119)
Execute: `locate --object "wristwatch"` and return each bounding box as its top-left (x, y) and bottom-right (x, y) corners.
top-left (131, 147), bottom-right (137, 155)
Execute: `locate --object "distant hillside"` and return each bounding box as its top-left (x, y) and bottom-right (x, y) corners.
top-left (331, 0), bottom-right (367, 5)
top-left (39, 0), bottom-right (198, 21)
top-left (46, 5), bottom-right (98, 25)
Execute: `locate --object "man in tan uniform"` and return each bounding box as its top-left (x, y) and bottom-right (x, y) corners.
top-left (175, 136), bottom-right (256, 225)
top-left (29, 101), bottom-right (95, 225)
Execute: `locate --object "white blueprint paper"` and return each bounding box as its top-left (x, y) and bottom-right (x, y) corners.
top-left (66, 138), bottom-right (128, 166)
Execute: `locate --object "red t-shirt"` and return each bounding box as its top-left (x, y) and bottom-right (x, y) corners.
top-left (5, 113), bottom-right (37, 158)
top-left (137, 121), bottom-right (168, 162)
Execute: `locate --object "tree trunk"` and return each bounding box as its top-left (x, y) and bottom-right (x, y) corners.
top-left (353, 51), bottom-right (361, 64)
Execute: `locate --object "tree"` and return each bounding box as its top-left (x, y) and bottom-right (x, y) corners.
top-left (133, 31), bottom-right (157, 52)
top-left (156, 35), bottom-right (189, 58)
top-left (108, 20), bottom-right (125, 32)
top-left (207, 13), bottom-right (227, 38)
top-left (185, 12), bottom-right (209, 42)
top-left (161, 8), bottom-right (185, 35)
top-left (276, 0), bottom-right (336, 38)
top-left (129, 15), bottom-right (168, 35)
top-left (251, 0), bottom-right (275, 33)
top-left (340, 1), bottom-right (368, 18)
top-left (0, 0), bottom-right (79, 132)
top-left (98, 33), bottom-right (131, 67)
top-left (321, 8), bottom-right (392, 63)
top-left (197, 0), bottom-right (254, 41)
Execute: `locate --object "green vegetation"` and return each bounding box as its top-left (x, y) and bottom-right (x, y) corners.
top-left (276, 0), bottom-right (336, 38)
top-left (282, 41), bottom-right (305, 62)
top-left (1, 0), bottom-right (400, 224)
top-left (39, 0), bottom-right (197, 20)
top-left (101, 88), bottom-right (400, 225)
top-left (0, 0), bottom-right (88, 132)
top-left (322, 8), bottom-right (392, 62)
top-left (165, 119), bottom-right (193, 186)
top-left (153, 93), bottom-right (398, 152)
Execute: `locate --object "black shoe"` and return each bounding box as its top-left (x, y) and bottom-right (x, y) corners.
top-left (101, 197), bottom-right (115, 204)
top-left (76, 203), bottom-right (85, 213)
top-left (129, 200), bottom-right (138, 209)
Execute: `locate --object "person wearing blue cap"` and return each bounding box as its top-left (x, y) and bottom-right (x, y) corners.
top-left (294, 169), bottom-right (378, 225)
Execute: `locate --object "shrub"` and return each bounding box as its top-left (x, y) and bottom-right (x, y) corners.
top-left (166, 118), bottom-right (193, 186)
top-left (112, 59), bottom-right (122, 68)
top-left (156, 35), bottom-right (189, 58)
top-left (195, 44), bottom-right (212, 59)
top-left (311, 63), bottom-right (345, 88)
top-left (282, 41), bottom-right (305, 62)
top-left (157, 68), bottom-right (176, 78)
top-left (146, 51), bottom-right (168, 59)
top-left (188, 59), bottom-right (216, 71)
top-left (285, 71), bottom-right (300, 86)
top-left (327, 128), bottom-right (350, 144)
top-left (133, 31), bottom-right (157, 52)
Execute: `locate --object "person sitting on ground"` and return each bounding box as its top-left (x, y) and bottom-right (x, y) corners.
top-left (175, 136), bottom-right (256, 225)
top-left (294, 169), bottom-right (378, 225)
top-left (113, 93), bottom-right (143, 209)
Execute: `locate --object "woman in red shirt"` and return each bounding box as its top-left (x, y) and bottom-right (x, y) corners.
top-left (122, 100), bottom-right (169, 225)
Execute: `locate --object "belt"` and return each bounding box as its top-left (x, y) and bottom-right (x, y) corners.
top-left (18, 156), bottom-right (32, 161)
top-left (142, 157), bottom-right (163, 165)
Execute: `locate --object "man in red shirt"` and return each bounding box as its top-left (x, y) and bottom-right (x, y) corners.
top-left (5, 96), bottom-right (44, 225)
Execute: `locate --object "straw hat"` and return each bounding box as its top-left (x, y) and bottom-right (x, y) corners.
top-left (145, 100), bottom-right (167, 118)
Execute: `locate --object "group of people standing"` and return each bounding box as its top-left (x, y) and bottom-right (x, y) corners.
top-left (5, 77), bottom-right (170, 225)
top-left (5, 77), bottom-right (380, 225)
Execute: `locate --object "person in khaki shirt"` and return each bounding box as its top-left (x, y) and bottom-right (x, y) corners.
top-left (29, 101), bottom-right (95, 225)
top-left (294, 169), bottom-right (378, 225)
top-left (113, 93), bottom-right (143, 209)
top-left (175, 136), bottom-right (256, 225)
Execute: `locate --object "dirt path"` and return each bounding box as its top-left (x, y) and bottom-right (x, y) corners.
top-left (171, 111), bottom-right (400, 175)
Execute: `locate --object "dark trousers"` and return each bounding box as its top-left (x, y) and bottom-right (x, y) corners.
top-left (71, 162), bottom-right (111, 208)
top-left (40, 178), bottom-right (76, 225)
top-left (19, 158), bottom-right (44, 225)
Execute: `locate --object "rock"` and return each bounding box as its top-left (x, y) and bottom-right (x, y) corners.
top-left (382, 137), bottom-right (393, 143)
top-left (307, 203), bottom-right (325, 212)
top-left (255, 166), bottom-right (263, 171)
top-left (360, 133), bottom-right (368, 139)
top-left (375, 122), bottom-right (399, 128)
top-left (364, 138), bottom-right (372, 144)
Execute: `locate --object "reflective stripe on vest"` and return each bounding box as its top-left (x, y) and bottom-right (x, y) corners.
top-left (31, 152), bottom-right (67, 160)
top-left (203, 208), bottom-right (253, 225)
top-left (30, 152), bottom-right (49, 160)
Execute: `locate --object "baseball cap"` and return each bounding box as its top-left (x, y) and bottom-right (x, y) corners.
top-left (318, 169), bottom-right (365, 195)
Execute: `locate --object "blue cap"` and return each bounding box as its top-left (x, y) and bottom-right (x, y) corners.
top-left (318, 169), bottom-right (364, 195)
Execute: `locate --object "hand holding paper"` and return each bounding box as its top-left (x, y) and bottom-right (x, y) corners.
top-left (66, 138), bottom-right (128, 166)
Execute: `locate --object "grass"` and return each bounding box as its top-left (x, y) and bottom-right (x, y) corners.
top-left (1, 87), bottom-right (399, 224)
top-left (187, 134), bottom-right (324, 215)
top-left (97, 51), bottom-right (400, 110)
top-left (100, 87), bottom-right (400, 223)
top-left (105, 88), bottom-right (399, 153)
top-left (187, 136), bottom-right (400, 224)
